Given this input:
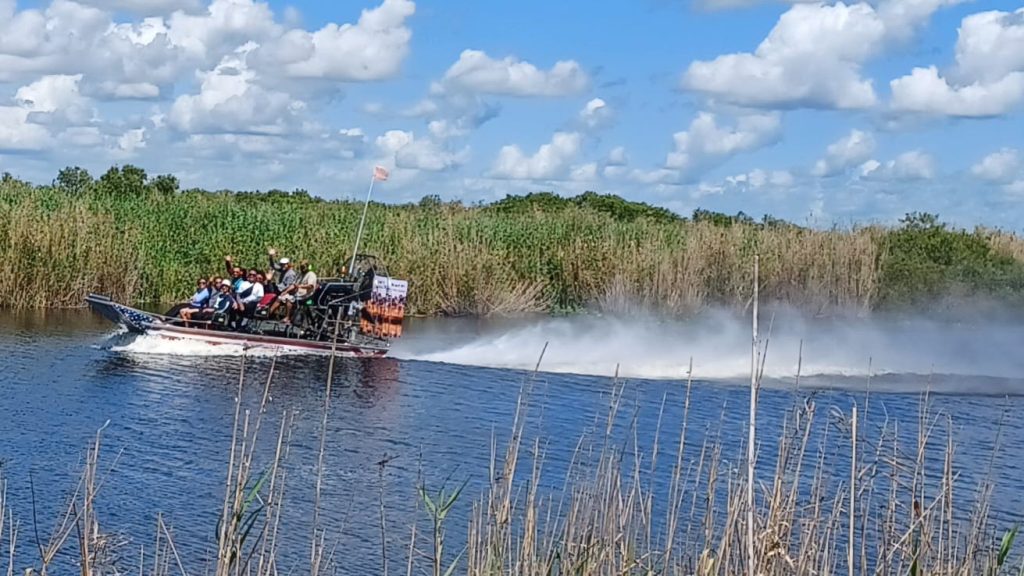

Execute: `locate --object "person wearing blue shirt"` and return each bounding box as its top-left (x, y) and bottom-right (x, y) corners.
top-left (168, 278), bottom-right (210, 320)
top-left (190, 280), bottom-right (211, 308)
top-left (183, 280), bottom-right (234, 327)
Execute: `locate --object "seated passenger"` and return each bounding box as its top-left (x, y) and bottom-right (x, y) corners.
top-left (167, 278), bottom-right (210, 319)
top-left (238, 269), bottom-right (265, 319)
top-left (255, 273), bottom-right (277, 315)
top-left (186, 280), bottom-right (233, 327)
top-left (267, 249), bottom-right (297, 290)
top-left (225, 256), bottom-right (245, 292)
top-left (267, 255), bottom-right (297, 318)
top-left (276, 260), bottom-right (318, 325)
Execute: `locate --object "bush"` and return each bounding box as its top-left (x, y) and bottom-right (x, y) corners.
top-left (876, 212), bottom-right (1024, 309)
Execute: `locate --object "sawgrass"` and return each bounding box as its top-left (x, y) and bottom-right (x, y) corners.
top-left (2, 169), bottom-right (1024, 316)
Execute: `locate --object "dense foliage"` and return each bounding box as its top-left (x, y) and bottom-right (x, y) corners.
top-left (3, 165), bottom-right (1024, 315)
top-left (875, 212), bottom-right (1024, 309)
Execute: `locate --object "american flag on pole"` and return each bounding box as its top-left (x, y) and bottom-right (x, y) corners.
top-left (373, 165), bottom-right (389, 181)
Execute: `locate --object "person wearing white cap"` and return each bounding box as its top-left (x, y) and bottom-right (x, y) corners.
top-left (267, 248), bottom-right (297, 293)
top-left (183, 279), bottom-right (234, 327)
top-left (267, 247), bottom-right (298, 321)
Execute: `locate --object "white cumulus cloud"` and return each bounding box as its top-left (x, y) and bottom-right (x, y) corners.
top-left (0, 0), bottom-right (418, 100)
top-left (860, 150), bottom-right (936, 181)
top-left (812, 129), bottom-right (876, 177)
top-left (489, 131), bottom-right (582, 180)
top-left (683, 3), bottom-right (882, 109)
top-left (14, 73), bottom-right (96, 126)
top-left (114, 127), bottom-right (147, 157)
top-left (436, 49), bottom-right (589, 97)
top-left (890, 66), bottom-right (1024, 118)
top-left (578, 97), bottom-right (613, 130)
top-left (971, 148), bottom-right (1021, 183)
top-left (727, 168), bottom-right (795, 188)
top-left (570, 162), bottom-right (599, 182)
top-left (890, 8), bottom-right (1024, 117)
top-left (421, 97), bottom-right (500, 140)
top-left (0, 106), bottom-right (53, 151)
top-left (375, 129), bottom-right (468, 172)
top-left (169, 44), bottom-right (302, 135)
top-left (665, 111), bottom-right (781, 179)
top-left (683, 0), bottom-right (955, 110)
top-left (273, 0), bottom-right (415, 81)
top-left (77, 0), bottom-right (203, 14)
top-left (606, 146), bottom-right (628, 166)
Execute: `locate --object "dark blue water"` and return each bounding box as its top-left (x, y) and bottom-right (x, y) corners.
top-left (2, 310), bottom-right (1023, 574)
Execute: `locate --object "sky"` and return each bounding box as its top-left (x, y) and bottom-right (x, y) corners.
top-left (0, 0), bottom-right (1023, 229)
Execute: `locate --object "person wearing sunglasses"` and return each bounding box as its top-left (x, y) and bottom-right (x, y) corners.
top-left (168, 277), bottom-right (211, 320)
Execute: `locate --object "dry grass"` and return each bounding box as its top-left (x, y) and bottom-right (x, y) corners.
top-left (986, 229), bottom-right (1024, 263)
top-left (461, 373), bottom-right (1018, 575)
top-left (0, 185), bottom-right (890, 316)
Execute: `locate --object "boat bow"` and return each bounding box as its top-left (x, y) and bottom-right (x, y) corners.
top-left (85, 293), bottom-right (162, 333)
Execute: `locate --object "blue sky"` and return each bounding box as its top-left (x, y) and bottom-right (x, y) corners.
top-left (1, 0), bottom-right (1023, 229)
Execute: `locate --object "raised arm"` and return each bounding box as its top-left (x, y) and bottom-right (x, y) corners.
top-left (268, 248), bottom-right (282, 273)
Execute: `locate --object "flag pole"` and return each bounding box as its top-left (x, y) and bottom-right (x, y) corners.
top-left (349, 170), bottom-right (377, 278)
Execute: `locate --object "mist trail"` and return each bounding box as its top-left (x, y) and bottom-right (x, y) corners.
top-left (390, 308), bottom-right (1024, 384)
top-left (99, 306), bottom-right (1024, 391)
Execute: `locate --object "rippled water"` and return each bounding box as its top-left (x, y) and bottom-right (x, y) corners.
top-left (2, 309), bottom-right (1024, 573)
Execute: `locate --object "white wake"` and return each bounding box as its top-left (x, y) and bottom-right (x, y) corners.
top-left (390, 309), bottom-right (1024, 382)
top-left (110, 334), bottom-right (314, 357)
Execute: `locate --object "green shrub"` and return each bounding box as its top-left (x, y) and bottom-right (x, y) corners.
top-left (876, 212), bottom-right (1024, 309)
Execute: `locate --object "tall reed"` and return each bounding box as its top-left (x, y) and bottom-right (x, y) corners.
top-left (0, 184), bottom-right (891, 316)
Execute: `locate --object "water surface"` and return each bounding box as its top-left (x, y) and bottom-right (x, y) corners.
top-left (2, 309), bottom-right (1023, 573)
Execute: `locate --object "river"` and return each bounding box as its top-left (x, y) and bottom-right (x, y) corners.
top-left (2, 308), bottom-right (1024, 573)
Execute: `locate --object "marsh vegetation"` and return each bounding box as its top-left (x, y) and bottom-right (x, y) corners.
top-left (4, 167), bottom-right (1024, 316)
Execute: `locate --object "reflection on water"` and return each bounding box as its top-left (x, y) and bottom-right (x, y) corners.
top-left (2, 310), bottom-right (1024, 572)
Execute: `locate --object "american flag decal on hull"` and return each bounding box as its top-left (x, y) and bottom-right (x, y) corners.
top-left (113, 304), bottom-right (157, 328)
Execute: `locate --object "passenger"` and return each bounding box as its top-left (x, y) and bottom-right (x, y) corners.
top-left (273, 259), bottom-right (317, 325)
top-left (256, 272), bottom-right (278, 315)
top-left (296, 260), bottom-right (318, 299)
top-left (175, 278), bottom-right (211, 320)
top-left (232, 269), bottom-right (253, 310)
top-left (226, 269), bottom-right (260, 328)
top-left (166, 277), bottom-right (210, 319)
top-left (187, 279), bottom-right (233, 327)
top-left (262, 267), bottom-right (279, 295)
top-left (268, 249), bottom-right (297, 293)
top-left (268, 257), bottom-right (298, 320)
top-left (225, 256), bottom-right (245, 291)
top-left (289, 260), bottom-right (319, 326)
top-left (239, 269), bottom-right (265, 317)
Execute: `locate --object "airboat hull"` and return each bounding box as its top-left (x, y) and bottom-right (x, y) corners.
top-left (147, 324), bottom-right (389, 356)
top-left (85, 293), bottom-right (390, 357)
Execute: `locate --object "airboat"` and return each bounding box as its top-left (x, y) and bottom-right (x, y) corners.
top-left (86, 165), bottom-right (407, 357)
top-left (86, 254), bottom-right (408, 357)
